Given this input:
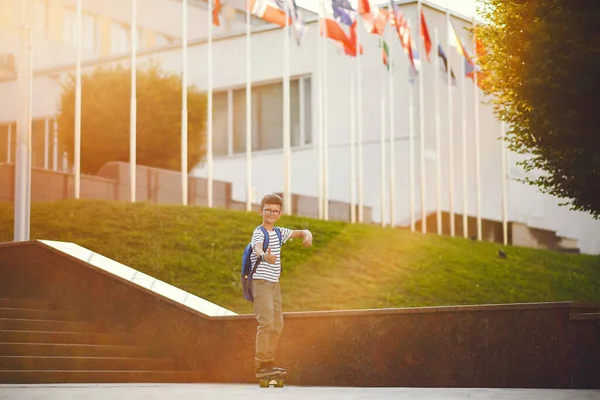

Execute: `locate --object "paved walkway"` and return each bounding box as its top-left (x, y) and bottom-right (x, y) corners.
top-left (1, 384), bottom-right (599, 400)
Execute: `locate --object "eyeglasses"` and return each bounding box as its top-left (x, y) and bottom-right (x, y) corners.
top-left (262, 208), bottom-right (281, 216)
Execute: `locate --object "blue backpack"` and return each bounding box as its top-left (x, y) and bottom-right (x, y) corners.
top-left (241, 226), bottom-right (282, 302)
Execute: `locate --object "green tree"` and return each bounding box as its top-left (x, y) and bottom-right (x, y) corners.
top-left (57, 63), bottom-right (207, 174)
top-left (476, 0), bottom-right (600, 218)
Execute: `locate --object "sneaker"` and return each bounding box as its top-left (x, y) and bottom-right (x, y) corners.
top-left (255, 361), bottom-right (275, 377)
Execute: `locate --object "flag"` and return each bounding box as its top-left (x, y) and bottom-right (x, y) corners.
top-left (420, 8), bottom-right (432, 62)
top-left (212, 0), bottom-right (221, 26)
top-left (359, 0), bottom-right (388, 35)
top-left (409, 40), bottom-right (420, 83)
top-left (322, 1), bottom-right (361, 57)
top-left (344, 20), bottom-right (364, 56)
top-left (285, 0), bottom-right (307, 45)
top-left (437, 44), bottom-right (457, 86)
top-left (249, 0), bottom-right (288, 26)
top-left (381, 39), bottom-right (390, 70)
top-left (357, 0), bottom-right (370, 14)
top-left (448, 21), bottom-right (471, 60)
top-left (388, 1), bottom-right (417, 75)
top-left (249, 0), bottom-right (305, 45)
top-left (321, 15), bottom-right (353, 49)
top-left (331, 0), bottom-right (356, 26)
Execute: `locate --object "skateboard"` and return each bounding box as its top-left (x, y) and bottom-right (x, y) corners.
top-left (257, 370), bottom-right (286, 388)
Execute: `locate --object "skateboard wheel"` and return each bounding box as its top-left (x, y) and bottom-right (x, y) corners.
top-left (275, 379), bottom-right (284, 388)
top-left (259, 379), bottom-right (269, 388)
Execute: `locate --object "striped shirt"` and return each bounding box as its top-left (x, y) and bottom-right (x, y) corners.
top-left (250, 226), bottom-right (292, 283)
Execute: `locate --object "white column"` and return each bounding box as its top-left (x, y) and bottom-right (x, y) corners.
top-left (473, 27), bottom-right (482, 240)
top-left (317, 2), bottom-right (324, 220)
top-left (460, 36), bottom-right (468, 238)
top-left (434, 28), bottom-right (442, 235)
top-left (130, 0), bottom-right (137, 202)
top-left (14, 0), bottom-right (34, 241)
top-left (501, 121), bottom-right (508, 245)
top-left (356, 18), bottom-right (364, 224)
top-left (380, 55), bottom-right (386, 228)
top-left (207, 0), bottom-right (214, 208)
top-left (282, 3), bottom-right (291, 214)
top-left (388, 32), bottom-right (396, 228)
top-left (181, 0), bottom-right (188, 205)
top-left (350, 69), bottom-right (356, 223)
top-left (446, 10), bottom-right (455, 237)
top-left (74, 0), bottom-right (82, 199)
top-left (417, 6), bottom-right (427, 234)
top-left (245, 7), bottom-right (252, 211)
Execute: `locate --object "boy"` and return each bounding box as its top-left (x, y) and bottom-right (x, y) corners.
top-left (250, 193), bottom-right (313, 377)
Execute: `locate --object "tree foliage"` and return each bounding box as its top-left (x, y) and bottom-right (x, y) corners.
top-left (57, 63), bottom-right (207, 174)
top-left (476, 0), bottom-right (600, 218)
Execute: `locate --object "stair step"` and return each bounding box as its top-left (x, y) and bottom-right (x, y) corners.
top-left (0, 356), bottom-right (175, 371)
top-left (0, 369), bottom-right (202, 384)
top-left (0, 330), bottom-right (132, 345)
top-left (0, 342), bottom-right (146, 357)
top-left (0, 299), bottom-right (54, 310)
top-left (0, 318), bottom-right (96, 332)
top-left (0, 308), bottom-right (76, 321)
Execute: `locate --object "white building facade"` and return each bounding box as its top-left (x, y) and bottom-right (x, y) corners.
top-left (1, 0), bottom-right (599, 254)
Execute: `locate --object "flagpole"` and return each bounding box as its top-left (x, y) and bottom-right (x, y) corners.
top-left (388, 27), bottom-right (395, 228)
top-left (446, 9), bottom-right (455, 237)
top-left (207, 0), bottom-right (214, 208)
top-left (406, 19), bottom-right (416, 232)
top-left (350, 65), bottom-right (357, 223)
top-left (500, 121), bottom-right (508, 245)
top-left (317, 1), bottom-right (324, 219)
top-left (283, 2), bottom-right (291, 215)
top-left (473, 24), bottom-right (482, 240)
top-left (408, 65), bottom-right (415, 231)
top-left (417, 5), bottom-right (426, 234)
top-left (380, 44), bottom-right (386, 228)
top-left (14, 0), bottom-right (34, 241)
top-left (460, 34), bottom-right (468, 238)
top-left (434, 28), bottom-right (441, 235)
top-left (356, 16), bottom-right (364, 223)
top-left (181, 0), bottom-right (188, 206)
top-left (130, 0), bottom-right (137, 203)
top-left (323, 8), bottom-right (329, 221)
top-left (246, 1), bottom-right (252, 211)
top-left (74, 0), bottom-right (82, 199)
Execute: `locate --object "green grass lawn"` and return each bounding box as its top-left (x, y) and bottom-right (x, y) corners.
top-left (1, 199), bottom-right (599, 314)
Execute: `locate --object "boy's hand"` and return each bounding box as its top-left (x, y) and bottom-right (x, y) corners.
top-left (264, 248), bottom-right (277, 264)
top-left (302, 230), bottom-right (313, 247)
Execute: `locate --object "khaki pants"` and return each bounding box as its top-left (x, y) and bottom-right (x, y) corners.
top-left (252, 279), bottom-right (283, 367)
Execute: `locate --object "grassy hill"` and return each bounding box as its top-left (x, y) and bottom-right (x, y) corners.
top-left (0, 200), bottom-right (599, 314)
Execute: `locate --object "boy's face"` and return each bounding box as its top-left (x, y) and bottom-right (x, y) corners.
top-left (259, 202), bottom-right (282, 224)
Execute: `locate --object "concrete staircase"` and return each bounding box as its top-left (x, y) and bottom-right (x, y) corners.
top-left (0, 297), bottom-right (198, 383)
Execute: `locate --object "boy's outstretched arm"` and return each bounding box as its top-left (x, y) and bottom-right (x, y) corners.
top-left (290, 229), bottom-right (313, 247)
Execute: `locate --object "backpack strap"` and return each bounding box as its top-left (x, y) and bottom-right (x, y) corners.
top-left (250, 226), bottom-right (270, 277)
top-left (274, 227), bottom-right (283, 246)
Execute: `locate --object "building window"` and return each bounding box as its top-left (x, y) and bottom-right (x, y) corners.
top-left (63, 9), bottom-right (98, 51)
top-left (212, 76), bottom-right (312, 157)
top-left (110, 21), bottom-right (130, 54)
